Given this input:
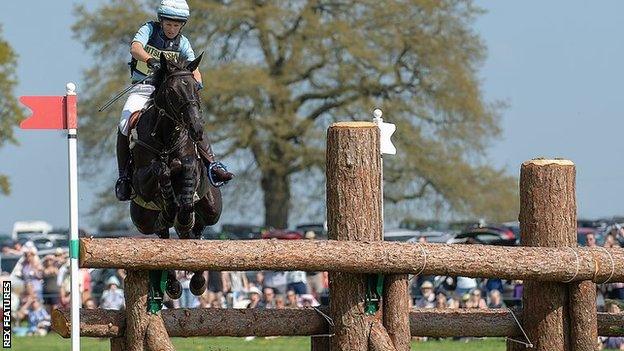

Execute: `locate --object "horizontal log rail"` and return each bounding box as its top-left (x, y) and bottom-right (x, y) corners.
top-left (52, 307), bottom-right (624, 338)
top-left (80, 238), bottom-right (624, 283)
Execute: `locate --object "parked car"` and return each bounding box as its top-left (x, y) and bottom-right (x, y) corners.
top-left (406, 231), bottom-right (454, 244)
top-left (261, 229), bottom-right (303, 240)
top-left (384, 229), bottom-right (421, 242)
top-left (449, 225), bottom-right (516, 246)
top-left (295, 223), bottom-right (327, 239)
top-left (221, 224), bottom-right (265, 240)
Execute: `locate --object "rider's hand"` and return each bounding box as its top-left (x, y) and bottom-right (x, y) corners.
top-left (196, 81), bottom-right (204, 91)
top-left (147, 58), bottom-right (161, 71)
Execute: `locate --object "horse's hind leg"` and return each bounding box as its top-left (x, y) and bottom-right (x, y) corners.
top-left (194, 186), bottom-right (223, 226)
top-left (165, 270), bottom-right (182, 300)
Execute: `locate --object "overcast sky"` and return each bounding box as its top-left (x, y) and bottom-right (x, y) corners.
top-left (1, 1), bottom-right (623, 234)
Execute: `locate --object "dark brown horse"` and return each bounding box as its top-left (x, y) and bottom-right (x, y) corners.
top-left (128, 53), bottom-right (223, 297)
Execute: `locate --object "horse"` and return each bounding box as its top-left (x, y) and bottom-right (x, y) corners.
top-left (127, 52), bottom-right (223, 298)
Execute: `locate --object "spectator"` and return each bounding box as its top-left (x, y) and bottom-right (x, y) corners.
top-left (84, 298), bottom-right (97, 309)
top-left (455, 276), bottom-right (477, 297)
top-left (207, 271), bottom-right (226, 295)
top-left (586, 233), bottom-right (598, 247)
top-left (465, 289), bottom-right (487, 309)
top-left (247, 287), bottom-right (264, 308)
top-left (300, 294), bottom-right (320, 307)
top-left (225, 271), bottom-right (249, 304)
top-left (100, 276), bottom-right (125, 310)
top-left (435, 292), bottom-right (448, 309)
top-left (199, 291), bottom-right (216, 308)
top-left (415, 281), bottom-right (435, 308)
top-left (177, 271), bottom-right (199, 308)
top-left (286, 271), bottom-right (308, 295)
top-left (263, 287), bottom-right (277, 309)
top-left (285, 289), bottom-right (301, 308)
top-left (600, 303), bottom-right (624, 350)
top-left (488, 289), bottom-right (506, 309)
top-left (41, 255), bottom-right (60, 310)
top-left (604, 234), bottom-right (618, 249)
top-left (275, 295), bottom-right (286, 309)
top-left (2, 241), bottom-right (22, 256)
top-left (19, 298), bottom-right (50, 336)
top-left (263, 271), bottom-right (287, 294)
top-left (20, 243), bottom-right (43, 300)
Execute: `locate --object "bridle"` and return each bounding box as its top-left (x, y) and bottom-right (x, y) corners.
top-left (132, 70), bottom-right (202, 162)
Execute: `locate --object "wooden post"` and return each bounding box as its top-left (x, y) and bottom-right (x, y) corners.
top-left (383, 275), bottom-right (410, 351)
top-left (110, 337), bottom-right (126, 351)
top-left (569, 281), bottom-right (598, 351)
top-left (326, 122), bottom-right (395, 350)
top-left (124, 271), bottom-right (175, 351)
top-left (516, 159), bottom-right (576, 351)
top-left (311, 336), bottom-right (330, 351)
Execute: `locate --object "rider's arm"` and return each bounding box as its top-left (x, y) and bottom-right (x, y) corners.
top-left (130, 41), bottom-right (153, 63)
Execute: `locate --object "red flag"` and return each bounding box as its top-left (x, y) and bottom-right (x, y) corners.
top-left (19, 95), bottom-right (77, 130)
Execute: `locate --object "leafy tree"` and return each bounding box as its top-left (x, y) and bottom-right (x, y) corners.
top-left (0, 25), bottom-right (24, 195)
top-left (74, 0), bottom-right (518, 228)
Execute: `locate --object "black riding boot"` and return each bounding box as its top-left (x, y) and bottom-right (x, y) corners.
top-left (115, 130), bottom-right (133, 201)
top-left (198, 139), bottom-right (234, 184)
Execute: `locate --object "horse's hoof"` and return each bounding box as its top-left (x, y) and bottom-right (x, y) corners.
top-left (190, 273), bottom-right (206, 296)
top-left (166, 279), bottom-right (182, 300)
top-left (156, 228), bottom-right (170, 239)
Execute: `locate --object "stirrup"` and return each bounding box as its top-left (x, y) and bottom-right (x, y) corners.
top-left (207, 162), bottom-right (230, 187)
top-left (115, 176), bottom-right (134, 201)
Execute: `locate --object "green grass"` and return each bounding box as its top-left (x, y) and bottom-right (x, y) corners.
top-left (10, 335), bottom-right (507, 350)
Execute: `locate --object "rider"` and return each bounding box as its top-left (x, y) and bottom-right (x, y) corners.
top-left (116, 0), bottom-right (232, 201)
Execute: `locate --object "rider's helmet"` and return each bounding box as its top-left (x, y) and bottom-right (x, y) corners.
top-left (157, 0), bottom-right (190, 23)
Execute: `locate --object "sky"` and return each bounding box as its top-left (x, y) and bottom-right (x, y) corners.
top-left (1, 1), bottom-right (623, 234)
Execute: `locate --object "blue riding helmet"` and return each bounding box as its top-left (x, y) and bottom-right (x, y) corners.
top-left (157, 0), bottom-right (190, 22)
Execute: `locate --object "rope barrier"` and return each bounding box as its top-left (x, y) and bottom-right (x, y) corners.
top-left (596, 246), bottom-right (615, 284)
top-left (562, 247), bottom-right (580, 283)
top-left (310, 306), bottom-right (335, 338)
top-left (506, 307), bottom-right (533, 348)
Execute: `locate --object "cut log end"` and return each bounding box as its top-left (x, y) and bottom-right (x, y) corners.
top-left (331, 121), bottom-right (376, 128)
top-left (51, 309), bottom-right (71, 338)
top-left (523, 158), bottom-right (574, 166)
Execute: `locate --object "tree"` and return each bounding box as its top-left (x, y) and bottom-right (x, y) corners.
top-left (0, 25), bottom-right (24, 195)
top-left (74, 0), bottom-right (518, 228)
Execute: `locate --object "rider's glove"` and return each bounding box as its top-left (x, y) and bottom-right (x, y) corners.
top-left (147, 58), bottom-right (161, 71)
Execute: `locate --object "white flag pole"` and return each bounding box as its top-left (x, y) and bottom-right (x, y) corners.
top-left (66, 82), bottom-right (80, 351)
top-left (372, 108), bottom-right (397, 237)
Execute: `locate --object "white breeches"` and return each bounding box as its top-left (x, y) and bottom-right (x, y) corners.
top-left (119, 84), bottom-right (155, 136)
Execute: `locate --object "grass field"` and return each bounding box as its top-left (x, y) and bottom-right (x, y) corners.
top-left (10, 335), bottom-right (507, 350)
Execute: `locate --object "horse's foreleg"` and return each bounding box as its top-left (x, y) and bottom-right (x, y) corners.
top-left (176, 158), bottom-right (197, 236)
top-left (150, 159), bottom-right (176, 229)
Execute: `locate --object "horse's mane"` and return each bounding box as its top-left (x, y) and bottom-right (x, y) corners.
top-left (152, 58), bottom-right (190, 90)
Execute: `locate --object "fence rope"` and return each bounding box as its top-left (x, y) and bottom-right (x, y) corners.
top-left (562, 247), bottom-right (580, 283)
top-left (596, 246), bottom-right (615, 284)
top-left (415, 243), bottom-right (428, 277)
top-left (310, 306), bottom-right (335, 338)
top-left (506, 307), bottom-right (533, 348)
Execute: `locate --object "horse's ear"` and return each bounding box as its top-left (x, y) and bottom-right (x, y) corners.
top-left (159, 52), bottom-right (169, 72)
top-left (186, 52), bottom-right (203, 72)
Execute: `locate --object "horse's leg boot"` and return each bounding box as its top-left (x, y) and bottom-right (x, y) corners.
top-left (115, 130), bottom-right (133, 201)
top-left (190, 271), bottom-right (207, 296)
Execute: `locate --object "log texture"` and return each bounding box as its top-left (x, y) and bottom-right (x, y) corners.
top-left (326, 122), bottom-right (386, 350)
top-left (80, 238), bottom-right (624, 283)
top-left (52, 307), bottom-right (624, 338)
top-left (569, 280), bottom-right (598, 351)
top-left (519, 159), bottom-right (575, 351)
top-left (383, 275), bottom-right (410, 351)
top-left (125, 271), bottom-right (174, 351)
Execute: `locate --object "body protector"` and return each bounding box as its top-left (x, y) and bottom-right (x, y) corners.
top-left (129, 21), bottom-right (182, 78)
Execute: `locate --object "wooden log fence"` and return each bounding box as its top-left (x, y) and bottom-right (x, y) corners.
top-left (53, 123), bottom-right (624, 350)
top-left (80, 238), bottom-right (624, 283)
top-left (52, 307), bottom-right (624, 339)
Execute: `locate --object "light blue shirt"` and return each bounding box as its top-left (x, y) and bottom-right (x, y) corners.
top-left (131, 22), bottom-right (195, 82)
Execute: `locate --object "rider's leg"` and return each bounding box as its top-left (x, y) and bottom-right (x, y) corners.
top-left (115, 84), bottom-right (155, 201)
top-left (197, 138), bottom-right (234, 183)
top-left (115, 129), bottom-right (133, 201)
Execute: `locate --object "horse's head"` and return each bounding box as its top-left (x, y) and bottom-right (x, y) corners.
top-left (153, 52), bottom-right (204, 142)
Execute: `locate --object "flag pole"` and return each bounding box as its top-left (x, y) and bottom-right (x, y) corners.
top-left (66, 82), bottom-right (80, 351)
